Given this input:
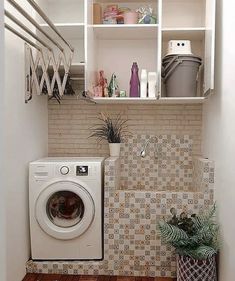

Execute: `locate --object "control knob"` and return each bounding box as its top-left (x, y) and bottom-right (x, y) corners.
top-left (60, 166), bottom-right (69, 175)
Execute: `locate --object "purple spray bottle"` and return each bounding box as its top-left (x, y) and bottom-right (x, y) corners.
top-left (130, 62), bottom-right (140, 97)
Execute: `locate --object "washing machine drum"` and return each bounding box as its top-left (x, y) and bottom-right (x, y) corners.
top-left (35, 181), bottom-right (95, 240)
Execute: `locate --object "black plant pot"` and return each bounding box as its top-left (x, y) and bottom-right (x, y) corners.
top-left (177, 255), bottom-right (217, 281)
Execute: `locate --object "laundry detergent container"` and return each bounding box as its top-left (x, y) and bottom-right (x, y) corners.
top-left (162, 54), bottom-right (202, 97)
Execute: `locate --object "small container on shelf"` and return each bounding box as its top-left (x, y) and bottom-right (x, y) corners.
top-left (103, 5), bottom-right (118, 24)
top-left (119, 90), bottom-right (127, 97)
top-left (137, 5), bottom-right (157, 24)
top-left (130, 62), bottom-right (140, 98)
top-left (148, 72), bottom-right (157, 98)
top-left (93, 3), bottom-right (102, 24)
top-left (123, 11), bottom-right (138, 24)
top-left (108, 73), bottom-right (119, 97)
top-left (140, 69), bottom-right (147, 98)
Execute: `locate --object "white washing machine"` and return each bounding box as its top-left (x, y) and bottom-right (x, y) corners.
top-left (29, 157), bottom-right (104, 260)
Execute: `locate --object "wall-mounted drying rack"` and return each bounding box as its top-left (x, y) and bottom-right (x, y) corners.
top-left (4, 0), bottom-right (74, 103)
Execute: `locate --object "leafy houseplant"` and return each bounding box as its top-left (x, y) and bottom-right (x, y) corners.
top-left (90, 112), bottom-right (129, 157)
top-left (158, 204), bottom-right (219, 281)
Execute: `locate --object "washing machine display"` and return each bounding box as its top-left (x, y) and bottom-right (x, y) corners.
top-left (29, 157), bottom-right (104, 260)
top-left (76, 165), bottom-right (88, 176)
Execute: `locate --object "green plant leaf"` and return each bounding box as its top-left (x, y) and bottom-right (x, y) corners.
top-left (158, 220), bottom-right (189, 243)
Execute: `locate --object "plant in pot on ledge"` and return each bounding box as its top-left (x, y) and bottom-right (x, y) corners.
top-left (158, 204), bottom-right (219, 281)
top-left (90, 112), bottom-right (130, 157)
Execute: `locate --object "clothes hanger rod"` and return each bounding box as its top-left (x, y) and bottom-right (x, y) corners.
top-left (5, 23), bottom-right (41, 51)
top-left (5, 10), bottom-right (52, 52)
top-left (6, 0), bottom-right (64, 53)
top-left (26, 0), bottom-right (74, 52)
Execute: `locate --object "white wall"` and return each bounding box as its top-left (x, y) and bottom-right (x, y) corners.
top-left (4, 1), bottom-right (48, 280)
top-left (0, 0), bottom-right (6, 281)
top-left (202, 0), bottom-right (235, 280)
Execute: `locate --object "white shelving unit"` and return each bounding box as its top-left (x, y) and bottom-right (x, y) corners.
top-left (36, 0), bottom-right (216, 104)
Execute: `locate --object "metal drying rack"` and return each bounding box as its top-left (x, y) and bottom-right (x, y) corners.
top-left (4, 0), bottom-right (75, 102)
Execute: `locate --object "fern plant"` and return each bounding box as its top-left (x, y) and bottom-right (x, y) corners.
top-left (158, 204), bottom-right (219, 260)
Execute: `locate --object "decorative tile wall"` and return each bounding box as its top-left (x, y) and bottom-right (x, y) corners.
top-left (193, 157), bottom-right (215, 192)
top-left (27, 157), bottom-right (215, 278)
top-left (119, 134), bottom-right (157, 190)
top-left (156, 135), bottom-right (193, 192)
top-left (119, 134), bottom-right (193, 191)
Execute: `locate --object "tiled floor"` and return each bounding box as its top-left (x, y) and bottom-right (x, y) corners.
top-left (23, 275), bottom-right (176, 281)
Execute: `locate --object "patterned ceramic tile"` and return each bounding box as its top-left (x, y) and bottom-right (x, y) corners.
top-left (119, 135), bottom-right (194, 191)
top-left (156, 135), bottom-right (193, 192)
top-left (192, 157), bottom-right (215, 192)
top-left (27, 156), bottom-right (215, 278)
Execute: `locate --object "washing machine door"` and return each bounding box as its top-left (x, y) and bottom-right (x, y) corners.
top-left (35, 180), bottom-right (95, 240)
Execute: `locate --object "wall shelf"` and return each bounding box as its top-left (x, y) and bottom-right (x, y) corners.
top-left (92, 97), bottom-right (206, 104)
top-left (92, 24), bottom-right (158, 40)
top-left (37, 0), bottom-right (215, 104)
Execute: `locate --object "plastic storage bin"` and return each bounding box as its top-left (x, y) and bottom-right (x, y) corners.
top-left (162, 54), bottom-right (202, 97)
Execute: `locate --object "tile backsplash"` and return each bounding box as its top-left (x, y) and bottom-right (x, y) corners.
top-left (48, 96), bottom-right (202, 157)
top-left (119, 134), bottom-right (194, 191)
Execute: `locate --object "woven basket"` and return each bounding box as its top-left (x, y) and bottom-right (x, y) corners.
top-left (177, 255), bottom-right (217, 281)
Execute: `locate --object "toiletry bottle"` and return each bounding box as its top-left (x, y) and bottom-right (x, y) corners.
top-left (140, 69), bottom-right (147, 98)
top-left (130, 62), bottom-right (140, 97)
top-left (148, 72), bottom-right (157, 98)
top-left (108, 73), bottom-right (119, 97)
top-left (98, 70), bottom-right (105, 96)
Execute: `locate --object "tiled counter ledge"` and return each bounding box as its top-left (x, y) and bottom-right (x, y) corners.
top-left (27, 157), bottom-right (215, 278)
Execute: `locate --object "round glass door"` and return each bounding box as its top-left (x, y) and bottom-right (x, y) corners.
top-left (46, 191), bottom-right (85, 228)
top-left (36, 181), bottom-right (95, 240)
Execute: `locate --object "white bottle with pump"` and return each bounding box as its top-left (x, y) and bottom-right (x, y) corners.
top-left (140, 69), bottom-right (147, 98)
top-left (148, 72), bottom-right (157, 98)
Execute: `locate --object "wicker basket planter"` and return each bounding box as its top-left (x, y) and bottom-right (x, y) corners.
top-left (177, 255), bottom-right (217, 281)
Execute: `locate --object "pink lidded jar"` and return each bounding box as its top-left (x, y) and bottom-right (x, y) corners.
top-left (123, 11), bottom-right (138, 24)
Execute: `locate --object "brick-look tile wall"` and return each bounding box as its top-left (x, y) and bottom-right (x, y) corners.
top-left (48, 97), bottom-right (202, 157)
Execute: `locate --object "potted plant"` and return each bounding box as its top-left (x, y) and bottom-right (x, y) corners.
top-left (90, 112), bottom-right (129, 157)
top-left (158, 204), bottom-right (219, 281)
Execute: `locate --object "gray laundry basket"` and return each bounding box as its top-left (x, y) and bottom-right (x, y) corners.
top-left (162, 54), bottom-right (202, 97)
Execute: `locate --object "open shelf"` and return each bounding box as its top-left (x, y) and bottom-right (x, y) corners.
top-left (92, 97), bottom-right (206, 104)
top-left (162, 27), bottom-right (206, 41)
top-left (92, 24), bottom-right (158, 40)
top-left (162, 0), bottom-right (206, 29)
top-left (39, 23), bottom-right (84, 39)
